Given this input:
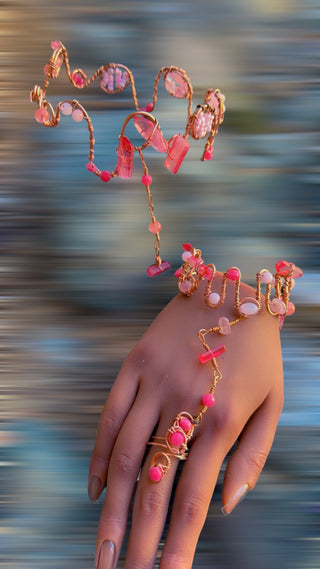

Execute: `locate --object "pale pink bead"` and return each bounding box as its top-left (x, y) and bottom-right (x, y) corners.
top-left (179, 417), bottom-right (192, 433)
top-left (208, 292), bottom-right (220, 306)
top-left (219, 316), bottom-right (231, 335)
top-left (239, 298), bottom-right (260, 317)
top-left (260, 270), bottom-right (273, 284)
top-left (270, 298), bottom-right (286, 315)
top-left (149, 466), bottom-right (163, 483)
top-left (178, 279), bottom-right (192, 294)
top-left (149, 221), bottom-right (162, 234)
top-left (72, 109), bottom-right (84, 122)
top-left (60, 102), bottom-right (73, 116)
top-left (170, 431), bottom-right (185, 447)
top-left (182, 251), bottom-right (192, 262)
top-left (201, 393), bottom-right (215, 407)
top-left (286, 302), bottom-right (295, 316)
top-left (35, 108), bottom-right (49, 123)
top-left (226, 267), bottom-right (241, 281)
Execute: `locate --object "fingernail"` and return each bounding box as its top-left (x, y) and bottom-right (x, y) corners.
top-left (221, 483), bottom-right (250, 515)
top-left (96, 540), bottom-right (115, 569)
top-left (88, 475), bottom-right (103, 502)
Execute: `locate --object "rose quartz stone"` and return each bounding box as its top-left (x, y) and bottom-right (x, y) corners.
top-left (146, 260), bottom-right (170, 277)
top-left (219, 316), bottom-right (231, 335)
top-left (134, 116), bottom-right (168, 153)
top-left (270, 298), bottom-right (286, 315)
top-left (116, 136), bottom-right (134, 179)
top-left (208, 292), bottom-right (220, 306)
top-left (239, 298), bottom-right (260, 317)
top-left (164, 70), bottom-right (189, 98)
top-left (260, 270), bottom-right (273, 284)
top-left (164, 134), bottom-right (190, 174)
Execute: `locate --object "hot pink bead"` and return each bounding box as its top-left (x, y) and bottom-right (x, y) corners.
top-left (141, 174), bottom-right (152, 186)
top-left (199, 344), bottom-right (226, 364)
top-left (182, 243), bottom-right (193, 252)
top-left (179, 417), bottom-right (192, 433)
top-left (146, 260), bottom-right (171, 277)
top-left (174, 268), bottom-right (183, 278)
top-left (149, 466), bottom-right (163, 483)
top-left (86, 162), bottom-right (97, 173)
top-left (169, 431), bottom-right (185, 447)
top-left (203, 146), bottom-right (214, 161)
top-left (72, 72), bottom-right (85, 87)
top-left (164, 134), bottom-right (190, 174)
top-left (201, 393), bottom-right (215, 407)
top-left (226, 267), bottom-right (241, 281)
top-left (35, 108), bottom-right (50, 123)
top-left (149, 221), bottom-right (162, 234)
top-left (275, 260), bottom-right (303, 279)
top-left (100, 170), bottom-right (111, 182)
top-left (146, 102), bottom-right (154, 112)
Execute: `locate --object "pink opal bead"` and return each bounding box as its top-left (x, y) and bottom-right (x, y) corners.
top-left (270, 298), bottom-right (286, 315)
top-left (146, 260), bottom-right (170, 277)
top-left (208, 292), bottom-right (220, 306)
top-left (182, 251), bottom-right (192, 262)
top-left (149, 466), bottom-right (163, 483)
top-left (72, 109), bottom-right (84, 122)
top-left (179, 417), bottom-right (192, 433)
top-left (201, 393), bottom-right (215, 407)
top-left (178, 279), bottom-right (192, 294)
top-left (141, 174), bottom-right (152, 186)
top-left (239, 297), bottom-right (260, 317)
top-left (60, 102), bottom-right (73, 116)
top-left (169, 431), bottom-right (185, 447)
top-left (226, 267), bottom-right (241, 281)
top-left (199, 344), bottom-right (226, 364)
top-left (100, 170), bottom-right (112, 182)
top-left (149, 221), bottom-right (162, 234)
top-left (35, 108), bottom-right (50, 123)
top-left (219, 316), bottom-right (231, 335)
top-left (164, 134), bottom-right (190, 174)
top-left (260, 270), bottom-right (273, 284)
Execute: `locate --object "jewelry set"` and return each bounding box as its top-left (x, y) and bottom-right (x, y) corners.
top-left (30, 42), bottom-right (303, 483)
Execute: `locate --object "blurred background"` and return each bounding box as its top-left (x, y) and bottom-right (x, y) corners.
top-left (1, 0), bottom-right (319, 568)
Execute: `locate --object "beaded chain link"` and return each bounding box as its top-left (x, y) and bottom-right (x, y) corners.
top-left (30, 41), bottom-right (225, 275)
top-left (148, 244), bottom-right (303, 483)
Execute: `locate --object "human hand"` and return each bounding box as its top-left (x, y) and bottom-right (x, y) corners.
top-left (88, 274), bottom-right (283, 569)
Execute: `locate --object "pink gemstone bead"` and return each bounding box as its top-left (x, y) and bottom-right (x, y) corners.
top-left (117, 136), bottom-right (134, 179)
top-left (141, 174), bottom-right (152, 186)
top-left (149, 466), bottom-right (163, 483)
top-left (203, 266), bottom-right (213, 280)
top-left (134, 116), bottom-right (168, 153)
top-left (100, 170), bottom-right (112, 182)
top-left (287, 301), bottom-right (295, 316)
top-left (72, 72), bottom-right (85, 87)
top-left (260, 270), bottom-right (273, 284)
top-left (182, 243), bottom-right (193, 252)
top-left (270, 298), bottom-right (286, 315)
top-left (226, 267), bottom-right (241, 281)
top-left (149, 221), bottom-right (162, 234)
top-left (199, 344), bottom-right (226, 364)
top-left (178, 279), bottom-right (192, 294)
top-left (60, 102), bottom-right (73, 116)
top-left (179, 417), bottom-right (192, 433)
top-left (145, 102), bottom-right (154, 112)
top-left (219, 316), bottom-right (231, 335)
top-left (182, 251), bottom-right (192, 262)
top-left (164, 70), bottom-right (189, 98)
top-left (208, 292), bottom-right (220, 306)
top-left (201, 393), bottom-right (215, 407)
top-left (146, 260), bottom-right (171, 277)
top-left (164, 134), bottom-right (190, 174)
top-left (239, 298), bottom-right (260, 317)
top-left (169, 431), bottom-right (185, 447)
top-left (35, 108), bottom-right (50, 123)
top-left (203, 146), bottom-right (214, 161)
top-left (51, 40), bottom-right (62, 50)
top-left (174, 268), bottom-right (183, 278)
top-left (86, 162), bottom-right (97, 173)
top-left (72, 109), bottom-right (84, 122)
top-left (275, 260), bottom-right (302, 279)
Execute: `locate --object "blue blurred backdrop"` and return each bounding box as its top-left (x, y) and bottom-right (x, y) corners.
top-left (2, 1), bottom-right (319, 568)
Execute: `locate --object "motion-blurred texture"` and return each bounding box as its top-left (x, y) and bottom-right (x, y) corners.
top-left (2, 1), bottom-right (319, 568)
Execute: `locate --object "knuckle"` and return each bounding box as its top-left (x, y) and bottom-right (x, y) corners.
top-left (99, 411), bottom-right (119, 435)
top-left (139, 487), bottom-right (164, 518)
top-left (246, 449), bottom-right (268, 473)
top-left (160, 549), bottom-right (191, 569)
top-left (177, 494), bottom-right (206, 525)
top-left (113, 449), bottom-right (135, 476)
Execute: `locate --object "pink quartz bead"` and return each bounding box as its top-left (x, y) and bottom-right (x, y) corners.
top-left (60, 102), bottom-right (73, 116)
top-left (260, 270), bottom-right (273, 284)
top-left (100, 170), bottom-right (112, 182)
top-left (182, 243), bottom-right (193, 252)
top-left (226, 267), bottom-right (241, 281)
top-left (164, 134), bottom-right (190, 174)
top-left (134, 116), bottom-right (168, 153)
top-left (201, 393), bottom-right (215, 407)
top-left (219, 316), bottom-right (231, 335)
top-left (72, 109), bottom-right (84, 122)
top-left (286, 301), bottom-right (295, 316)
top-left (164, 70), bottom-right (189, 98)
top-left (149, 466), bottom-right (163, 483)
top-left (35, 108), bottom-right (50, 123)
top-left (239, 298), bottom-right (260, 317)
top-left (141, 174), bottom-right (152, 186)
top-left (270, 298), bottom-right (286, 315)
top-left (182, 251), bottom-right (192, 262)
top-left (199, 344), bottom-right (226, 364)
top-left (208, 292), bottom-right (220, 306)
top-left (149, 221), bottom-right (162, 234)
top-left (178, 279), bottom-right (193, 294)
top-left (146, 260), bottom-right (171, 277)
top-left (179, 417), bottom-right (193, 433)
top-left (169, 431), bottom-right (185, 447)
top-left (116, 136), bottom-right (134, 179)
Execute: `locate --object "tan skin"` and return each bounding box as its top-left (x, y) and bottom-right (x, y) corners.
top-left (89, 274), bottom-right (284, 569)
